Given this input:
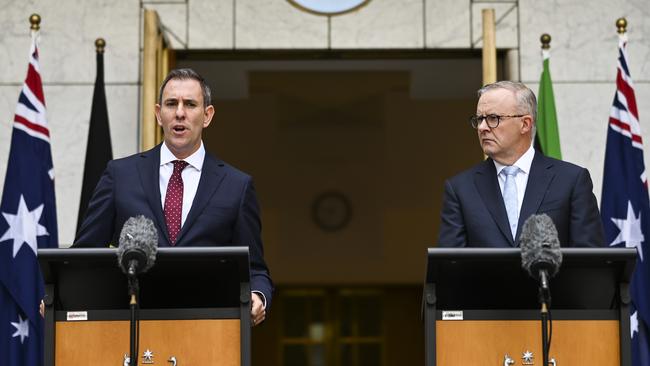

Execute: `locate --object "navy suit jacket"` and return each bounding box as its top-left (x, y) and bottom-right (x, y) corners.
top-left (74, 144), bottom-right (273, 307)
top-left (438, 151), bottom-right (605, 247)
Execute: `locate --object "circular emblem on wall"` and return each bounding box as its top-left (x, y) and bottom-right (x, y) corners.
top-left (312, 191), bottom-right (352, 232)
top-left (288, 0), bottom-right (371, 16)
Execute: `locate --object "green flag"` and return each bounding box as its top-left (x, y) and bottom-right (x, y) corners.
top-left (536, 49), bottom-right (562, 159)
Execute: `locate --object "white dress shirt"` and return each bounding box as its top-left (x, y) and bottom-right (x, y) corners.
top-left (493, 143), bottom-right (535, 216)
top-left (159, 142), bottom-right (205, 227)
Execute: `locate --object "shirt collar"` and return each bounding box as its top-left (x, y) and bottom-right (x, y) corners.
top-left (493, 143), bottom-right (535, 176)
top-left (160, 141), bottom-right (205, 171)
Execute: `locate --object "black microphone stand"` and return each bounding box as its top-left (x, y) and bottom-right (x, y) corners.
top-left (538, 269), bottom-right (551, 366)
top-left (127, 263), bottom-right (140, 366)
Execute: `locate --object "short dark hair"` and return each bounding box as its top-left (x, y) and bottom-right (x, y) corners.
top-left (158, 68), bottom-right (212, 108)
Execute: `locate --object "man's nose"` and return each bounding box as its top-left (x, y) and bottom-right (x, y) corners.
top-left (175, 104), bottom-right (186, 118)
top-left (477, 117), bottom-right (489, 132)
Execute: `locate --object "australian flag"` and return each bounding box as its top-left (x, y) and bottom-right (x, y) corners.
top-left (601, 31), bottom-right (650, 365)
top-left (0, 29), bottom-right (58, 365)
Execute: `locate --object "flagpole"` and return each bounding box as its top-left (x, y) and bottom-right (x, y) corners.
top-left (615, 18), bottom-right (636, 366)
top-left (1, 11), bottom-right (58, 366)
top-left (540, 33), bottom-right (550, 50)
top-left (481, 9), bottom-right (497, 86)
top-left (616, 17), bottom-right (627, 35)
top-left (614, 17), bottom-right (637, 366)
top-left (29, 13), bottom-right (40, 31)
top-left (95, 37), bottom-right (106, 54)
top-left (481, 8), bottom-right (496, 161)
top-left (30, 13), bottom-right (40, 49)
top-left (602, 15), bottom-right (647, 366)
top-left (616, 18), bottom-right (628, 58)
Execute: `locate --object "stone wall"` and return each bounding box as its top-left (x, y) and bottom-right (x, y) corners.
top-left (1, 0), bottom-right (649, 245)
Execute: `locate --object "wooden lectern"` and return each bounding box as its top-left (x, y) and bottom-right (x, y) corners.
top-left (423, 248), bottom-right (636, 366)
top-left (39, 247), bottom-right (252, 366)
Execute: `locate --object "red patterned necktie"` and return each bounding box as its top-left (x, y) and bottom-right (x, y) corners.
top-left (164, 160), bottom-right (188, 245)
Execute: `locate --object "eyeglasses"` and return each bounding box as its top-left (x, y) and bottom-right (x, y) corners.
top-left (469, 114), bottom-right (525, 129)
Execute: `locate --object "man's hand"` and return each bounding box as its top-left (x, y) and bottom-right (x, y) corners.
top-left (40, 300), bottom-right (45, 318)
top-left (251, 292), bottom-right (266, 327)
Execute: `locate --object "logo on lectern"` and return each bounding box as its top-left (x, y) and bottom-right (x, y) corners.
top-left (142, 349), bottom-right (154, 364)
top-left (522, 351), bottom-right (534, 365)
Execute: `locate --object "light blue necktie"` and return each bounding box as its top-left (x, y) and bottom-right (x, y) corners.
top-left (502, 166), bottom-right (519, 239)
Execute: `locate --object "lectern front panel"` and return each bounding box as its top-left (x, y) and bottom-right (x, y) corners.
top-left (436, 319), bottom-right (619, 365)
top-left (55, 319), bottom-right (240, 365)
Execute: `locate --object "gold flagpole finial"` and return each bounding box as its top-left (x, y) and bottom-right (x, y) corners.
top-left (616, 18), bottom-right (627, 34)
top-left (95, 38), bottom-right (106, 54)
top-left (29, 14), bottom-right (41, 31)
top-left (540, 33), bottom-right (551, 50)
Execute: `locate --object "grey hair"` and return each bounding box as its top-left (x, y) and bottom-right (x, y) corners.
top-left (158, 68), bottom-right (212, 108)
top-left (478, 81), bottom-right (537, 124)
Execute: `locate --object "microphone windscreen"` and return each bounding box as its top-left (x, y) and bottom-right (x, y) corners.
top-left (520, 213), bottom-right (562, 278)
top-left (116, 215), bottom-right (158, 273)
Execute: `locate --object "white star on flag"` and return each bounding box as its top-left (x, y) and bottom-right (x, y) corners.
top-left (11, 314), bottom-right (30, 344)
top-left (0, 195), bottom-right (49, 257)
top-left (631, 310), bottom-right (639, 339)
top-left (610, 201), bottom-right (645, 261)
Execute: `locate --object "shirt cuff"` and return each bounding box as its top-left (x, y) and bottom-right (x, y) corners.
top-left (252, 290), bottom-right (267, 309)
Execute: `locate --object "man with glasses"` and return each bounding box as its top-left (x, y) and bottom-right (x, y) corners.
top-left (438, 81), bottom-right (604, 247)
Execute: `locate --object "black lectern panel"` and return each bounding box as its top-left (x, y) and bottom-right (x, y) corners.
top-left (426, 248), bottom-right (635, 310)
top-left (39, 247), bottom-right (250, 310)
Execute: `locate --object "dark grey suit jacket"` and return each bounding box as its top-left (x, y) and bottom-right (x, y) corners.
top-left (438, 151), bottom-right (605, 247)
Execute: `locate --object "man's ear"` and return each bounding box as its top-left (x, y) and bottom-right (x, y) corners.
top-left (521, 115), bottom-right (533, 134)
top-left (154, 104), bottom-right (162, 127)
top-left (203, 105), bottom-right (215, 128)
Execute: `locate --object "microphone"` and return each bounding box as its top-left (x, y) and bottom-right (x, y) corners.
top-left (520, 214), bottom-right (562, 296)
top-left (116, 215), bottom-right (158, 277)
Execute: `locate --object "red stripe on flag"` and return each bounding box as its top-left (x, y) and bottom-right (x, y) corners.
top-left (610, 116), bottom-right (643, 144)
top-left (617, 70), bottom-right (639, 120)
top-left (14, 114), bottom-right (50, 137)
top-left (25, 63), bottom-right (45, 105)
top-left (610, 116), bottom-right (631, 132)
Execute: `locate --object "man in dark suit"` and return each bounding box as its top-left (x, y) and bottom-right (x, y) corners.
top-left (438, 81), bottom-right (605, 247)
top-left (75, 68), bottom-right (272, 325)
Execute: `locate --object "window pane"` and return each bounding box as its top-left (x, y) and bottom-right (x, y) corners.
top-left (340, 297), bottom-right (353, 336)
top-left (311, 297), bottom-right (324, 322)
top-left (284, 297), bottom-right (307, 337)
top-left (357, 296), bottom-right (381, 337)
top-left (309, 344), bottom-right (326, 366)
top-left (340, 343), bottom-right (353, 366)
top-left (359, 343), bottom-right (382, 366)
top-left (284, 345), bottom-right (308, 366)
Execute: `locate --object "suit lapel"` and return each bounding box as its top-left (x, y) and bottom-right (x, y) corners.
top-left (474, 159), bottom-right (515, 245)
top-left (175, 153), bottom-right (227, 245)
top-left (136, 145), bottom-right (171, 245)
top-left (516, 151), bottom-right (555, 241)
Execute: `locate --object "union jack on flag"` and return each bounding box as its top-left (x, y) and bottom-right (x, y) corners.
top-left (0, 27), bottom-right (58, 366)
top-left (601, 31), bottom-right (650, 365)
